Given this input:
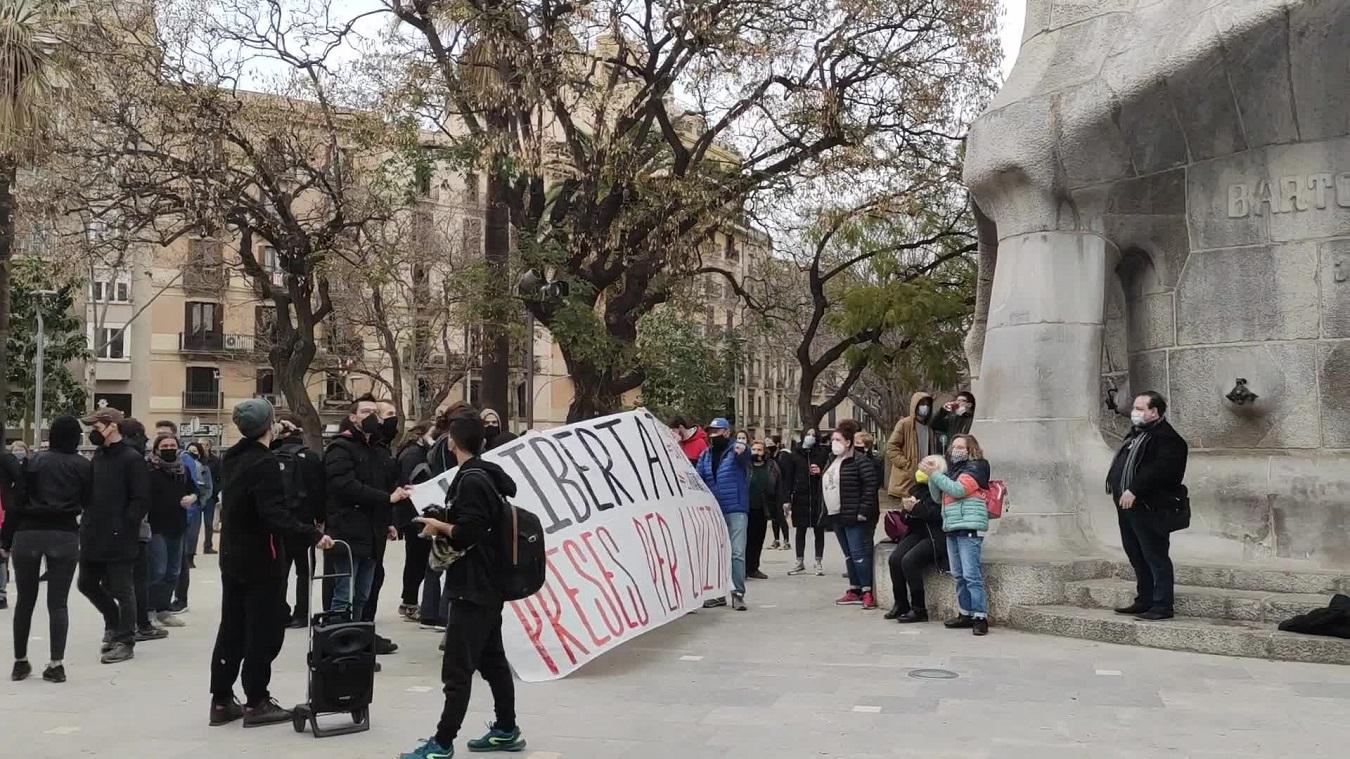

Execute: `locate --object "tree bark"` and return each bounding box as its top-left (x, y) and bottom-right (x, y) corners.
top-left (480, 161), bottom-right (511, 421)
top-left (0, 158), bottom-right (15, 440)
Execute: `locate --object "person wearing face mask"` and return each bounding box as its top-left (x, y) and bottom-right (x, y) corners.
top-left (886, 392), bottom-right (941, 507)
top-left (745, 439), bottom-right (783, 580)
top-left (669, 416), bottom-right (708, 465)
top-left (480, 408), bottom-right (517, 452)
top-left (931, 391), bottom-right (977, 452)
top-left (923, 434), bottom-right (993, 635)
top-left (9, 440), bottom-right (29, 463)
top-left (695, 418), bottom-right (753, 611)
top-left (822, 420), bottom-right (881, 609)
top-left (360, 399), bottom-right (405, 656)
top-left (270, 414), bottom-right (327, 629)
top-left (117, 419), bottom-right (166, 643)
top-left (144, 433), bottom-right (197, 629)
top-left (782, 430), bottom-right (828, 575)
top-left (323, 394), bottom-right (412, 626)
top-left (765, 439), bottom-right (791, 550)
top-left (76, 408), bottom-right (150, 664)
top-left (394, 421), bottom-right (437, 622)
top-left (1106, 391), bottom-right (1188, 621)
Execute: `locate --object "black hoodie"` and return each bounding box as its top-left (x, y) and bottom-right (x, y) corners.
top-left (443, 457), bottom-right (518, 606)
top-left (219, 437), bottom-right (323, 582)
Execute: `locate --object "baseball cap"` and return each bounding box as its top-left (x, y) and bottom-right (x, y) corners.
top-left (82, 408), bottom-right (126, 425)
top-left (708, 417), bottom-right (731, 430)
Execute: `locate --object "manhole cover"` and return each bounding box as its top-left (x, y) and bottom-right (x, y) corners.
top-left (908, 668), bottom-right (960, 680)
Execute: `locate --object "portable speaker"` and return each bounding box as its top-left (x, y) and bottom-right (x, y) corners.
top-left (307, 619), bottom-right (376, 714)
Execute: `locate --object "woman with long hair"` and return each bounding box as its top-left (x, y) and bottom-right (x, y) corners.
top-left (923, 434), bottom-right (992, 636)
top-left (145, 434), bottom-right (198, 629)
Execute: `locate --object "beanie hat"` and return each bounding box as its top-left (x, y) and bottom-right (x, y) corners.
top-left (48, 415), bottom-right (83, 454)
top-left (232, 398), bottom-right (275, 439)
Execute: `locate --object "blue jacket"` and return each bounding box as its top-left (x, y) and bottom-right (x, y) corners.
top-left (696, 442), bottom-right (752, 515)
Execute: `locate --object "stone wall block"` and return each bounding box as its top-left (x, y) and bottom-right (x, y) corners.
top-left (1321, 239), bottom-right (1350, 338)
top-left (1057, 82), bottom-right (1136, 188)
top-left (1168, 343), bottom-right (1320, 449)
top-left (1186, 150), bottom-right (1272, 249)
top-left (1050, 0), bottom-right (1138, 29)
top-left (1166, 40), bottom-right (1249, 161)
top-left (1212, 1), bottom-right (1299, 148)
top-left (1176, 243), bottom-right (1319, 344)
top-left (1289, 1), bottom-right (1350, 141)
top-left (1318, 342), bottom-right (1350, 448)
top-left (1126, 291), bottom-right (1175, 350)
top-left (1261, 138), bottom-right (1350, 243)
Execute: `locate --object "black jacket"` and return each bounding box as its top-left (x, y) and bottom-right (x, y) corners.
top-left (219, 438), bottom-right (322, 582)
top-left (781, 447), bottom-right (828, 526)
top-left (271, 435), bottom-right (327, 525)
top-left (829, 448), bottom-right (881, 524)
top-left (81, 441), bottom-right (151, 562)
top-left (1, 450), bottom-right (89, 547)
top-left (395, 440), bottom-right (434, 527)
top-left (324, 420), bottom-right (394, 558)
top-left (147, 461), bottom-right (197, 537)
top-left (1107, 418), bottom-right (1189, 511)
top-left (0, 452), bottom-right (29, 549)
top-left (444, 457), bottom-right (517, 607)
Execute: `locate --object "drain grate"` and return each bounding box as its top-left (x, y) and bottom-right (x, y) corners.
top-left (908, 668), bottom-right (960, 680)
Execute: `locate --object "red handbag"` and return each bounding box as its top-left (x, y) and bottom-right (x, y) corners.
top-left (883, 510), bottom-right (910, 542)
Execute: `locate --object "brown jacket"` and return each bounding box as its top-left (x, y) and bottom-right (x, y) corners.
top-left (886, 392), bottom-right (936, 498)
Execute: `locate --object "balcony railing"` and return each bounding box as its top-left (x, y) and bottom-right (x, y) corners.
top-left (183, 391), bottom-right (223, 410)
top-left (255, 393), bottom-right (285, 408)
top-left (179, 332), bottom-right (256, 353)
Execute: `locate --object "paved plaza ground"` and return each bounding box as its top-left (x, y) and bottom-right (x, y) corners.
top-left (3, 544), bottom-right (1349, 758)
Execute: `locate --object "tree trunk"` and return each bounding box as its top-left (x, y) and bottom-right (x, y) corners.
top-left (479, 152), bottom-right (512, 422)
top-left (566, 371), bottom-right (621, 423)
top-left (271, 321), bottom-right (324, 451)
top-left (0, 158), bottom-right (15, 441)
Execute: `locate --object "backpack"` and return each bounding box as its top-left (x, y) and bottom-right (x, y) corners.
top-left (273, 444), bottom-right (311, 520)
top-left (985, 480), bottom-right (1008, 519)
top-left (458, 468), bottom-right (546, 602)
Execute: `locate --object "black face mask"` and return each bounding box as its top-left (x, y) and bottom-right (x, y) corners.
top-left (381, 416), bottom-right (399, 441)
top-left (752, 454), bottom-right (764, 463)
top-left (484, 424), bottom-right (501, 440)
top-left (360, 414), bottom-right (382, 437)
top-left (159, 449), bottom-right (179, 462)
top-left (88, 429), bottom-right (106, 447)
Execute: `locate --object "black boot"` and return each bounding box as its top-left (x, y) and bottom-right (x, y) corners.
top-left (883, 605), bottom-right (909, 621)
top-left (944, 614), bottom-right (975, 629)
top-left (897, 608), bottom-right (929, 624)
top-left (972, 617), bottom-right (989, 636)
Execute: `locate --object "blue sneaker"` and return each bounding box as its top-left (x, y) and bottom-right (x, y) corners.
top-left (399, 738), bottom-right (453, 758)
top-left (466, 724), bottom-right (526, 752)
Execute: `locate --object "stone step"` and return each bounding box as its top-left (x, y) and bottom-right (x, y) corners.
top-left (1109, 561), bottom-right (1348, 595)
top-left (1009, 605), bottom-right (1350, 665)
top-left (1066, 578), bottom-right (1332, 623)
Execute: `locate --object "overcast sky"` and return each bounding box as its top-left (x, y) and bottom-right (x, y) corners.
top-left (1000, 0), bottom-right (1025, 79)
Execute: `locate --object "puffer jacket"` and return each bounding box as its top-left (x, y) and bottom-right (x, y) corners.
top-left (696, 441), bottom-right (752, 515)
top-left (928, 459), bottom-right (991, 533)
top-left (324, 419), bottom-right (395, 558)
top-left (829, 448), bottom-right (881, 524)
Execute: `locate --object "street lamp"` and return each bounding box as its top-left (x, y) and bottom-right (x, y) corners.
top-left (32, 289), bottom-right (58, 446)
top-left (515, 270), bottom-right (569, 430)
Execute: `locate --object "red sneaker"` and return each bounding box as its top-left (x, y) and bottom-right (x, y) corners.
top-left (835, 590), bottom-right (863, 606)
top-left (861, 591), bottom-right (877, 610)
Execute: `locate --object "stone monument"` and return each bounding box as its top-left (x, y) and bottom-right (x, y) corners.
top-left (963, 0), bottom-right (1349, 569)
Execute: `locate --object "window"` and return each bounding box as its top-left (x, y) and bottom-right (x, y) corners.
top-left (261, 245), bottom-right (279, 273)
top-left (324, 370), bottom-right (348, 401)
top-left (190, 239), bottom-right (223, 266)
top-left (86, 219), bottom-right (109, 243)
top-left (462, 218), bottom-right (483, 256)
top-left (415, 163), bottom-right (433, 198)
top-left (254, 305), bottom-right (276, 346)
top-left (92, 274), bottom-right (131, 303)
top-left (184, 301), bottom-right (223, 349)
top-left (724, 236), bottom-right (739, 262)
top-left (184, 367), bottom-right (221, 409)
top-left (255, 368), bottom-right (274, 395)
top-left (92, 324), bottom-right (128, 360)
top-left (464, 173), bottom-right (479, 204)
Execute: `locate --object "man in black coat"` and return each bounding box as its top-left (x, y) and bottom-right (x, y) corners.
top-left (209, 399), bottom-right (334, 728)
top-left (1107, 391), bottom-right (1189, 621)
top-left (323, 394), bottom-right (408, 623)
top-left (75, 408), bottom-right (150, 664)
top-left (271, 413), bottom-right (327, 629)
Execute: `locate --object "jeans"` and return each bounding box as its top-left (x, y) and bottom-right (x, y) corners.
top-left (210, 575), bottom-right (286, 706)
top-left (10, 530), bottom-right (80, 661)
top-left (202, 496), bottom-right (217, 551)
top-left (134, 542), bottom-right (153, 628)
top-left (724, 512), bottom-right (748, 597)
top-left (148, 532), bottom-right (184, 613)
top-left (1118, 509), bottom-right (1174, 611)
top-left (329, 552), bottom-right (376, 620)
top-left (836, 520), bottom-right (875, 591)
top-left (183, 506), bottom-right (203, 556)
top-left (435, 601), bottom-right (516, 747)
top-left (77, 559), bottom-right (138, 644)
top-left (887, 531), bottom-right (938, 611)
top-left (946, 533), bottom-right (987, 618)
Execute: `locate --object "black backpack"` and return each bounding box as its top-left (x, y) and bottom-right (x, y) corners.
top-left (273, 444), bottom-right (311, 520)
top-left (459, 469), bottom-right (546, 602)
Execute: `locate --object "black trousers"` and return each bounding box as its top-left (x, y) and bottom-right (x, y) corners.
top-left (794, 525), bottom-right (827, 562)
top-left (11, 530), bottom-right (80, 661)
top-left (888, 532), bottom-right (937, 612)
top-left (770, 507), bottom-right (790, 543)
top-left (210, 574), bottom-right (287, 706)
top-left (1119, 509), bottom-right (1174, 611)
top-left (174, 549), bottom-right (191, 607)
top-left (362, 535), bottom-right (388, 624)
top-left (746, 510), bottom-right (769, 576)
top-left (402, 525), bottom-right (432, 606)
top-left (77, 559), bottom-right (138, 645)
top-left (284, 538), bottom-right (312, 623)
top-left (436, 600), bottom-right (515, 746)
top-left (133, 542), bottom-right (153, 628)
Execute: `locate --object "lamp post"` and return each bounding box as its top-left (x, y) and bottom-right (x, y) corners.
top-left (516, 270), bottom-right (568, 430)
top-left (32, 289), bottom-right (58, 446)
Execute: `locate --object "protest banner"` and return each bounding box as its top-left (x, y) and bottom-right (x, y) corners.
top-left (410, 409), bottom-right (730, 681)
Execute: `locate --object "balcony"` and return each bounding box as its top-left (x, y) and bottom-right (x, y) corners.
top-left (181, 263), bottom-right (227, 292)
top-left (179, 332), bottom-right (256, 354)
top-left (183, 391), bottom-right (224, 410)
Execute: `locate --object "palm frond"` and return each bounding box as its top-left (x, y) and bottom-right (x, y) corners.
top-left (0, 0), bottom-right (55, 151)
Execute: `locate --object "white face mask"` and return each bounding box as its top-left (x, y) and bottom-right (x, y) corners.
top-left (802, 435), bottom-right (816, 449)
top-left (1130, 410), bottom-right (1148, 427)
top-left (830, 440), bottom-right (847, 456)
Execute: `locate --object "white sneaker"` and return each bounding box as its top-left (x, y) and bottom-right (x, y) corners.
top-left (815, 561), bottom-right (825, 577)
top-left (157, 611), bottom-right (186, 628)
top-left (769, 541), bottom-right (781, 550)
top-left (786, 563), bottom-right (807, 576)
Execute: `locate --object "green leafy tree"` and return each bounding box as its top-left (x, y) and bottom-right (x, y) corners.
top-left (6, 257), bottom-right (87, 438)
top-left (635, 309), bottom-right (736, 425)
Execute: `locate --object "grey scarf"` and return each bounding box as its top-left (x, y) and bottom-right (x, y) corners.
top-left (1119, 431), bottom-right (1150, 494)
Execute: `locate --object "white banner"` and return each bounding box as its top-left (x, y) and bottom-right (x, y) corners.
top-left (410, 409), bottom-right (730, 681)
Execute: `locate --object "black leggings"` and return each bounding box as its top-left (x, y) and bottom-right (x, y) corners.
top-left (11, 531), bottom-right (80, 662)
top-left (402, 524), bottom-right (432, 606)
top-left (794, 525), bottom-right (827, 561)
top-left (771, 508), bottom-right (790, 543)
top-left (888, 532), bottom-right (938, 612)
